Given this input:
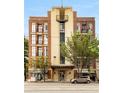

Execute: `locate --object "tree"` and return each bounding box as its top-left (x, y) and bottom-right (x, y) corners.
top-left (37, 56), bottom-right (49, 82)
top-left (60, 31), bottom-right (99, 78)
top-left (24, 37), bottom-right (28, 81)
top-left (80, 32), bottom-right (99, 73)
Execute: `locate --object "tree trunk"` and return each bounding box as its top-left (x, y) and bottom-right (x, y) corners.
top-left (80, 58), bottom-right (84, 73)
top-left (77, 65), bottom-right (80, 78)
top-left (43, 66), bottom-right (45, 82)
top-left (77, 59), bottom-right (80, 78)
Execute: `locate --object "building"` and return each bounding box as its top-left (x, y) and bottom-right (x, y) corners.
top-left (28, 6), bottom-right (96, 82)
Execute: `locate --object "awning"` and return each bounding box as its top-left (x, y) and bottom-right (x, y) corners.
top-left (82, 69), bottom-right (89, 73)
top-left (29, 68), bottom-right (42, 73)
top-left (51, 65), bottom-right (74, 68)
top-left (89, 69), bottom-right (96, 73)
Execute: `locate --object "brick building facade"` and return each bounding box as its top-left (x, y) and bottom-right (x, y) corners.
top-left (28, 6), bottom-right (96, 82)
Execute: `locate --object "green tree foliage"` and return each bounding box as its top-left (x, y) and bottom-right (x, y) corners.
top-left (60, 31), bottom-right (99, 75)
top-left (37, 56), bottom-right (49, 82)
top-left (24, 37), bottom-right (28, 63)
top-left (24, 37), bottom-right (28, 81)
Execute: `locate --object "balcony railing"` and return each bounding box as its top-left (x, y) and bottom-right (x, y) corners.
top-left (56, 15), bottom-right (68, 23)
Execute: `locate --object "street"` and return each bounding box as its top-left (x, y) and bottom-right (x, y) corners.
top-left (24, 82), bottom-right (99, 93)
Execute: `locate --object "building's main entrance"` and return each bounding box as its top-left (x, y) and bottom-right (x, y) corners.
top-left (51, 65), bottom-right (74, 81)
top-left (58, 70), bottom-right (65, 81)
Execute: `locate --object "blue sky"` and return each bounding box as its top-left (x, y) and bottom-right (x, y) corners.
top-left (24, 0), bottom-right (99, 37)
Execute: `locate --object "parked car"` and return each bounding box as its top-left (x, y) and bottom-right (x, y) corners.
top-left (70, 76), bottom-right (91, 84)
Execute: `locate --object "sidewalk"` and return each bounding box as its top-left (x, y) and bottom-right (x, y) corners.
top-left (25, 80), bottom-right (71, 83)
top-left (25, 78), bottom-right (99, 83)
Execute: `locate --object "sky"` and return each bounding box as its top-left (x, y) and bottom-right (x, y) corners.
top-left (24, 0), bottom-right (99, 37)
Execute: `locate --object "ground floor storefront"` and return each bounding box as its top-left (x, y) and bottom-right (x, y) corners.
top-left (27, 66), bottom-right (98, 82)
top-left (50, 65), bottom-right (74, 82)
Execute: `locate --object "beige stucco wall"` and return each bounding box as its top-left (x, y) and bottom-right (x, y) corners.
top-left (51, 8), bottom-right (74, 65)
top-left (53, 70), bottom-right (59, 81)
top-left (65, 69), bottom-right (74, 81)
top-left (52, 69), bottom-right (74, 81)
top-left (51, 7), bottom-right (74, 66)
top-left (51, 8), bottom-right (60, 65)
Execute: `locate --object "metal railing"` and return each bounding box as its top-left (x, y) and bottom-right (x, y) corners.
top-left (56, 15), bottom-right (68, 23)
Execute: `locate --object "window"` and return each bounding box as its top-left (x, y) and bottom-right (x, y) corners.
top-left (38, 47), bottom-right (42, 56)
top-left (60, 23), bottom-right (64, 31)
top-left (82, 29), bottom-right (87, 33)
top-left (44, 35), bottom-right (48, 45)
top-left (46, 46), bottom-right (48, 56)
top-left (44, 47), bottom-right (47, 56)
top-left (60, 56), bottom-right (65, 64)
top-left (32, 35), bottom-right (36, 44)
top-left (82, 23), bottom-right (86, 26)
top-left (82, 23), bottom-right (89, 33)
top-left (38, 24), bottom-right (43, 32)
top-left (38, 35), bottom-right (42, 44)
top-left (60, 33), bottom-right (65, 42)
top-left (44, 23), bottom-right (48, 32)
top-left (43, 46), bottom-right (48, 56)
top-left (88, 23), bottom-right (93, 31)
top-left (77, 23), bottom-right (80, 31)
top-left (32, 23), bottom-right (36, 32)
top-left (32, 47), bottom-right (36, 56)
top-left (43, 46), bottom-right (48, 57)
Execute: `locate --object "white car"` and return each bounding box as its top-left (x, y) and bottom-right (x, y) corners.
top-left (70, 76), bottom-right (91, 84)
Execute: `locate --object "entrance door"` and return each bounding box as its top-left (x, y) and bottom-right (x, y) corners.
top-left (58, 70), bottom-right (65, 81)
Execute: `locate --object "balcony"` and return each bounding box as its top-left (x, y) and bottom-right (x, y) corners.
top-left (56, 15), bottom-right (68, 23)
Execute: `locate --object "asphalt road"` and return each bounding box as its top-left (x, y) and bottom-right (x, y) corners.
top-left (24, 82), bottom-right (99, 93)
